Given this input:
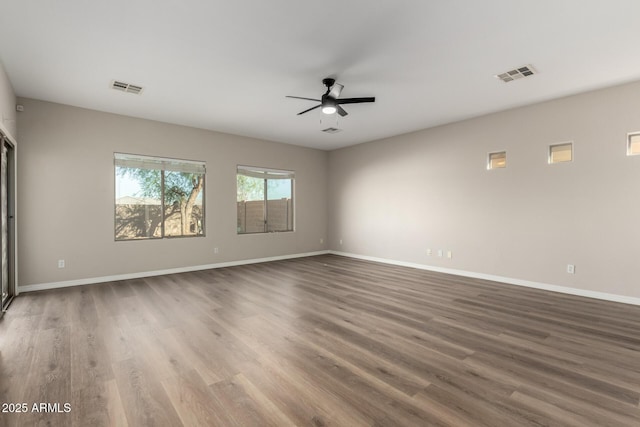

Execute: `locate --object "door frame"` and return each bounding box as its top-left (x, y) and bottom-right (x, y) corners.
top-left (0, 129), bottom-right (16, 316)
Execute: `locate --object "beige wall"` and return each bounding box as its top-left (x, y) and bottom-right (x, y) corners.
top-left (0, 61), bottom-right (17, 140)
top-left (17, 98), bottom-right (328, 286)
top-left (328, 80), bottom-right (640, 299)
top-left (13, 79), bottom-right (640, 300)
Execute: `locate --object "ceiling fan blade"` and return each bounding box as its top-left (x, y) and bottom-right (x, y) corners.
top-left (286, 96), bottom-right (321, 102)
top-left (297, 104), bottom-right (322, 115)
top-left (337, 105), bottom-right (348, 117)
top-left (328, 83), bottom-right (344, 99)
top-left (336, 97), bottom-right (375, 105)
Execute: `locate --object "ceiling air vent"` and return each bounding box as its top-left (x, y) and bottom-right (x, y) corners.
top-left (110, 80), bottom-right (144, 94)
top-left (321, 127), bottom-right (342, 134)
top-left (495, 65), bottom-right (536, 83)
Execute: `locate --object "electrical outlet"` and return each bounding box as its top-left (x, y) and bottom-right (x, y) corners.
top-left (214, 247), bottom-right (219, 254)
top-left (58, 259), bottom-right (65, 269)
top-left (427, 248), bottom-right (432, 256)
top-left (437, 249), bottom-right (443, 257)
top-left (320, 238), bottom-right (324, 244)
top-left (567, 264), bottom-right (575, 274)
top-left (447, 250), bottom-right (452, 259)
top-left (339, 239), bottom-right (343, 245)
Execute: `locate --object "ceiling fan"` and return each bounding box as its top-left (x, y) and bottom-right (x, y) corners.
top-left (286, 78), bottom-right (375, 117)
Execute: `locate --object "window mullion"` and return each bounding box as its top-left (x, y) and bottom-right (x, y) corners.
top-left (263, 178), bottom-right (268, 232)
top-left (161, 169), bottom-right (166, 238)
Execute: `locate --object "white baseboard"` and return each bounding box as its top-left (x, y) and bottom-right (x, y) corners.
top-left (18, 250), bottom-right (330, 293)
top-left (329, 251), bottom-right (640, 306)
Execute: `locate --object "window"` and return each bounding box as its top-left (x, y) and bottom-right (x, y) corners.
top-left (628, 133), bottom-right (640, 156)
top-left (487, 151), bottom-right (506, 169)
top-left (237, 165), bottom-right (294, 234)
top-left (549, 142), bottom-right (573, 164)
top-left (115, 153), bottom-right (205, 240)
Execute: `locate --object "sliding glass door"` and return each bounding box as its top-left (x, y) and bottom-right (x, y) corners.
top-left (1, 136), bottom-right (14, 314)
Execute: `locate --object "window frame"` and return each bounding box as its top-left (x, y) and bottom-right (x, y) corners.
top-left (114, 152), bottom-right (206, 241)
top-left (487, 151), bottom-right (507, 170)
top-left (627, 132), bottom-right (640, 156)
top-left (236, 165), bottom-right (295, 234)
top-left (548, 142), bottom-right (573, 164)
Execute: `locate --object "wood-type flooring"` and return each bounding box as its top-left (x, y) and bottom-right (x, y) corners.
top-left (1, 254), bottom-right (639, 426)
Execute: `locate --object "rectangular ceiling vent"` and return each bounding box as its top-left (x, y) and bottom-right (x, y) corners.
top-left (111, 80), bottom-right (144, 94)
top-left (321, 127), bottom-right (342, 134)
top-left (495, 65), bottom-right (536, 83)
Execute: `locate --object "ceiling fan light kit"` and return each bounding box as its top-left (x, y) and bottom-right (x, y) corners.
top-left (321, 97), bottom-right (337, 115)
top-left (321, 106), bottom-right (337, 115)
top-left (287, 77), bottom-right (375, 118)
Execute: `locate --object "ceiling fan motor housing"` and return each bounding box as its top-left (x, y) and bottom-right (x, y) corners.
top-left (321, 94), bottom-right (336, 106)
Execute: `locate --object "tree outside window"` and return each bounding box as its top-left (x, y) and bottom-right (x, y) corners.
top-left (115, 153), bottom-right (205, 240)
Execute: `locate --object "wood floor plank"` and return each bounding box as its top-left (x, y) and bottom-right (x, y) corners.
top-left (69, 320), bottom-right (114, 426)
top-left (233, 373), bottom-right (298, 427)
top-left (420, 383), bottom-right (537, 427)
top-left (161, 369), bottom-right (232, 426)
top-left (163, 326), bottom-right (224, 386)
top-left (464, 352), bottom-right (640, 421)
top-left (512, 384), bottom-right (640, 426)
top-left (112, 356), bottom-right (183, 426)
top-left (510, 390), bottom-right (604, 427)
top-left (1, 254), bottom-right (639, 426)
top-left (96, 314), bottom-right (135, 363)
top-left (0, 315), bottom-right (41, 427)
top-left (67, 286), bottom-right (100, 330)
top-left (105, 379), bottom-right (128, 427)
top-left (309, 324), bottom-right (434, 396)
top-left (18, 326), bottom-right (73, 427)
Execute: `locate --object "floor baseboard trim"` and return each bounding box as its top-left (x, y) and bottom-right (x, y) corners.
top-left (329, 251), bottom-right (640, 306)
top-left (18, 250), bottom-right (331, 293)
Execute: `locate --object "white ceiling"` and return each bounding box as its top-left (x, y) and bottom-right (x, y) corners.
top-left (2, 1), bottom-right (640, 150)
